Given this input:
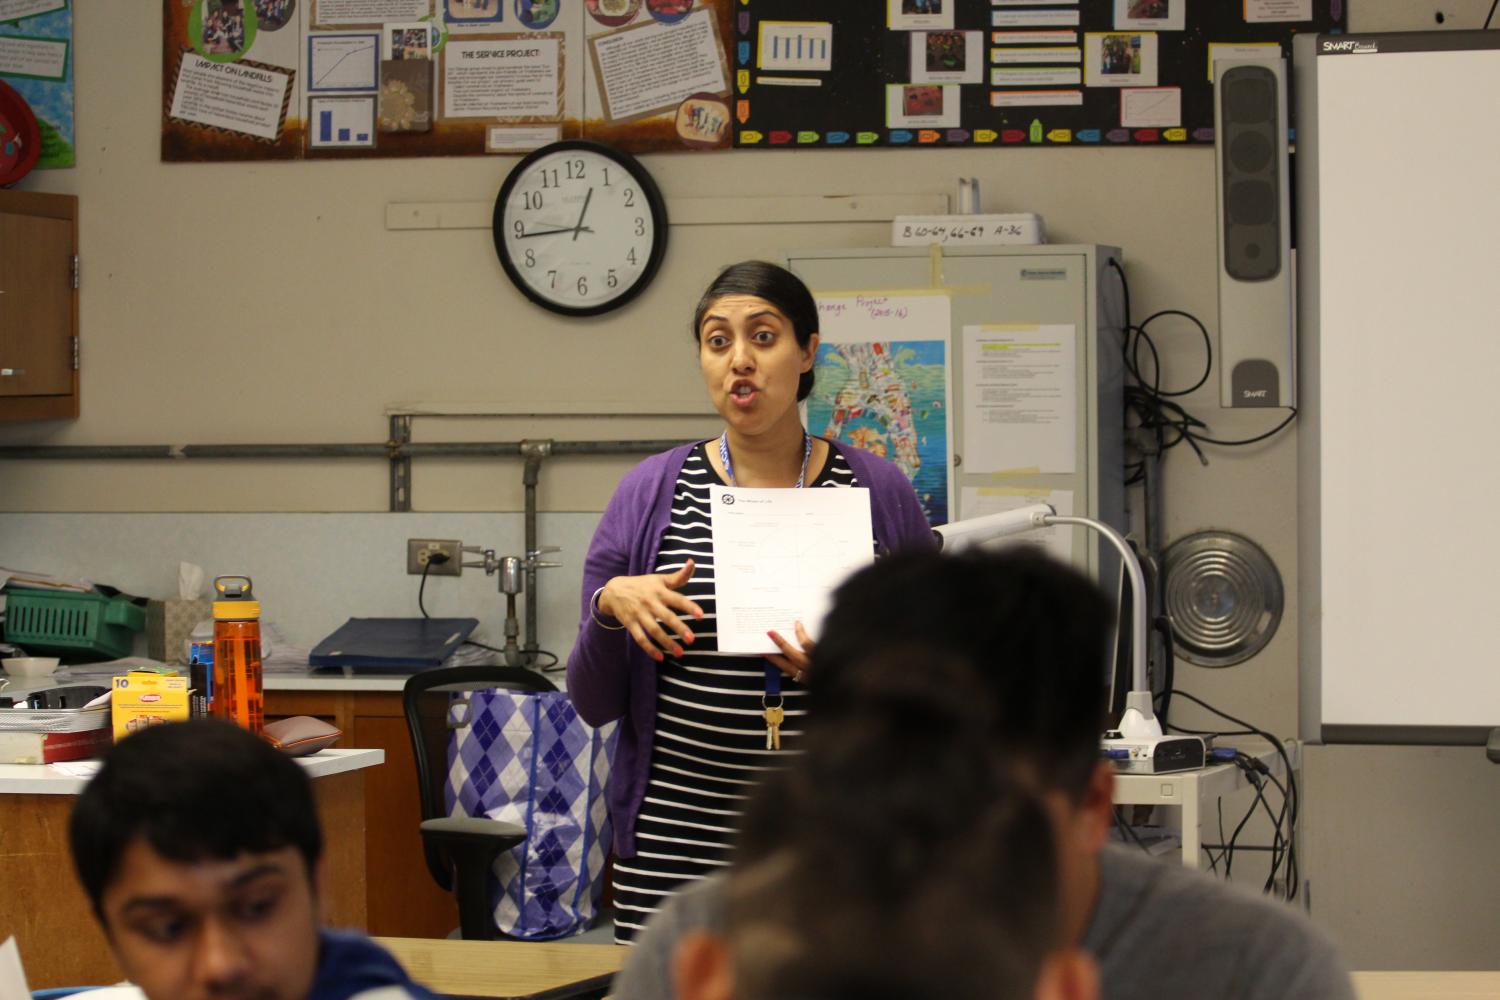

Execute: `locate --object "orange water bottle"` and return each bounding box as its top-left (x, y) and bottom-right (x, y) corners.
top-left (211, 575), bottom-right (264, 735)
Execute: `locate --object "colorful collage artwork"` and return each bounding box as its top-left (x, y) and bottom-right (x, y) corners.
top-left (734, 0), bottom-right (1344, 148)
top-left (0, 0), bottom-right (75, 169)
top-left (806, 293), bottom-right (954, 528)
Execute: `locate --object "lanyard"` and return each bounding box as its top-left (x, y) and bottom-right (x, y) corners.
top-left (718, 430), bottom-right (813, 489)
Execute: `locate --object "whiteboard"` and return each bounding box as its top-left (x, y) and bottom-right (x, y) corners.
top-left (1294, 32), bottom-right (1500, 743)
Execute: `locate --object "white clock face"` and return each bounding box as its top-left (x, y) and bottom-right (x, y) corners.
top-left (496, 144), bottom-right (665, 315)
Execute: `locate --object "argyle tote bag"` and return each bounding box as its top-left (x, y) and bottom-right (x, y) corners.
top-left (444, 688), bottom-right (618, 939)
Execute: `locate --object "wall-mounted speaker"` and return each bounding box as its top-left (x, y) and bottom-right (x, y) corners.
top-left (1214, 57), bottom-right (1294, 409)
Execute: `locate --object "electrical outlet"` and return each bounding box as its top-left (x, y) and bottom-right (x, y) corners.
top-left (407, 539), bottom-right (462, 576)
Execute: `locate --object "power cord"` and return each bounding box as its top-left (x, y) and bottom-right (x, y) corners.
top-left (1108, 258), bottom-right (1298, 488)
top-left (1486, 0), bottom-right (1498, 30)
top-left (418, 555), bottom-right (441, 618)
top-left (1164, 688), bottom-right (1299, 901)
top-left (417, 552), bottom-right (561, 671)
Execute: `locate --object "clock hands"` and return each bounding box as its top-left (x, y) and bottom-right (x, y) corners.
top-left (516, 224), bottom-right (596, 239)
top-left (571, 187), bottom-right (594, 242)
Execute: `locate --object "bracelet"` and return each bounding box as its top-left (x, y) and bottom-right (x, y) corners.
top-left (591, 587), bottom-right (626, 630)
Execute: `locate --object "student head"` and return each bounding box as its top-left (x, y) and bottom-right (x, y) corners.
top-left (69, 719), bottom-right (325, 1000)
top-left (810, 547), bottom-right (1117, 942)
top-left (674, 649), bottom-right (1098, 1000)
top-left (693, 260), bottom-right (821, 405)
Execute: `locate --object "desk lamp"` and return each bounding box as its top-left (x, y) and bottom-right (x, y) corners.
top-left (932, 504), bottom-right (1162, 741)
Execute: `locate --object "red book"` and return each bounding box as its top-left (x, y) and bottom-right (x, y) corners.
top-left (0, 726), bottom-right (113, 764)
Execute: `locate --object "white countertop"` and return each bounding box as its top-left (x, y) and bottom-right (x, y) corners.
top-left (0, 746), bottom-right (384, 795)
top-left (264, 670), bottom-right (412, 692)
top-left (1, 665), bottom-right (421, 699)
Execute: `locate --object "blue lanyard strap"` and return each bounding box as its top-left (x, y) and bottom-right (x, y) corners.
top-left (718, 430), bottom-right (813, 488)
top-left (764, 662), bottom-right (783, 705)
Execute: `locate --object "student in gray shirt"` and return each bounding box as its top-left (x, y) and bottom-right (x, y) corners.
top-left (674, 648), bottom-right (1097, 1000)
top-left (614, 549), bottom-right (1354, 1000)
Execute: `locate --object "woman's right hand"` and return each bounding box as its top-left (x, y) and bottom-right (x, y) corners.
top-left (598, 559), bottom-right (704, 662)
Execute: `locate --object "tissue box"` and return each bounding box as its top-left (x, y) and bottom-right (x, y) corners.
top-left (112, 671), bottom-right (191, 741)
top-left (146, 599), bottom-right (213, 665)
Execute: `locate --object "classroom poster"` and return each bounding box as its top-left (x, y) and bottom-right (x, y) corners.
top-left (804, 291), bottom-right (954, 528)
top-left (733, 0), bottom-right (1343, 148)
top-left (0, 0), bottom-right (74, 168)
top-left (161, 0), bottom-right (733, 161)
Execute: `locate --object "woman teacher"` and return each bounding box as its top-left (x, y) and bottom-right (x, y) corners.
top-left (566, 261), bottom-right (935, 943)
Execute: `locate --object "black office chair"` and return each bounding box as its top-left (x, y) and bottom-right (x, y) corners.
top-left (402, 664), bottom-right (557, 940)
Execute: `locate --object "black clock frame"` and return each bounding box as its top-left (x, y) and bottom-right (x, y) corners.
top-left (491, 139), bottom-right (669, 317)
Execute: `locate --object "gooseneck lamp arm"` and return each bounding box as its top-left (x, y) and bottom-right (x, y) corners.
top-left (932, 504), bottom-right (1161, 740)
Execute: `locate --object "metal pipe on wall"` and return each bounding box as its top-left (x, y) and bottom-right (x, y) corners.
top-left (0, 433), bottom-right (698, 666)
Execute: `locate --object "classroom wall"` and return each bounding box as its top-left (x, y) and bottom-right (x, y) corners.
top-left (2, 0), bottom-right (1496, 970)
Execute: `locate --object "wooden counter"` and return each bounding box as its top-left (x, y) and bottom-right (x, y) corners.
top-left (264, 678), bottom-right (460, 939)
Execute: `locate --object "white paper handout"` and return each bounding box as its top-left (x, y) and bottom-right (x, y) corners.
top-left (709, 486), bottom-right (875, 655)
top-left (962, 323), bottom-right (1077, 474)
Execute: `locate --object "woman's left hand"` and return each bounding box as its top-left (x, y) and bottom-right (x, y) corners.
top-left (766, 621), bottom-right (815, 684)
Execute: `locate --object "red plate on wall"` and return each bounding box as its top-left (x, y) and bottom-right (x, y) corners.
top-left (0, 79), bottom-right (42, 186)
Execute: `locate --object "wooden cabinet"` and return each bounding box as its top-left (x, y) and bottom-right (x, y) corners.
top-left (265, 687), bottom-right (459, 938)
top-left (0, 189), bottom-right (78, 421)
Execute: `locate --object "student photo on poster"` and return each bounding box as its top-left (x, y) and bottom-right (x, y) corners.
top-left (516, 0), bottom-right (561, 30)
top-left (910, 30), bottom-right (982, 84)
top-left (446, 0), bottom-right (505, 24)
top-left (888, 0), bottom-right (953, 32)
top-left (386, 22), bottom-right (433, 60)
top-left (886, 82), bottom-right (960, 128)
top-left (1083, 31), bottom-right (1159, 87)
top-left (1113, 0), bottom-right (1185, 32)
top-left (253, 0), bottom-right (296, 32)
top-left (202, 0), bottom-right (249, 56)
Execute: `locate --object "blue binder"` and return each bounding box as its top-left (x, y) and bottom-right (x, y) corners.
top-left (309, 617), bottom-right (478, 671)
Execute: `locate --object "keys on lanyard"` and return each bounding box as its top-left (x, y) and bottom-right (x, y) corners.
top-left (763, 700), bottom-right (785, 750)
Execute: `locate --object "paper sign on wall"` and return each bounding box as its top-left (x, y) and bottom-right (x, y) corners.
top-left (962, 323), bottom-right (1077, 475)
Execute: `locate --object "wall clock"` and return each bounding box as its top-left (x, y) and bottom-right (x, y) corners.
top-left (492, 140), bottom-right (668, 317)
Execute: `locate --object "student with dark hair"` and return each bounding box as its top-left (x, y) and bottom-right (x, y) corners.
top-left (567, 259), bottom-right (934, 942)
top-left (68, 719), bottom-right (438, 1000)
top-left (615, 549), bottom-right (1355, 1000)
top-left (672, 649), bottom-right (1099, 1000)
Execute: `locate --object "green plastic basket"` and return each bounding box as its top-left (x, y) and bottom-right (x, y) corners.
top-left (2, 587), bottom-right (146, 661)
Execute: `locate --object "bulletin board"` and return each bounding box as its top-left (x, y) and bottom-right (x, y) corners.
top-left (0, 0), bottom-right (74, 168)
top-left (732, 0), bottom-right (1344, 148)
top-left (161, 0), bottom-right (734, 162)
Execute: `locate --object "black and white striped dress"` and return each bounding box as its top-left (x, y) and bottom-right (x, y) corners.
top-left (611, 441), bottom-right (860, 944)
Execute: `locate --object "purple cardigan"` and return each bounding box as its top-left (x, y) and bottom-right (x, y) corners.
top-left (566, 440), bottom-right (936, 857)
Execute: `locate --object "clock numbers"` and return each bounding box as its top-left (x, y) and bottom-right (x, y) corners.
top-left (495, 141), bottom-right (666, 315)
